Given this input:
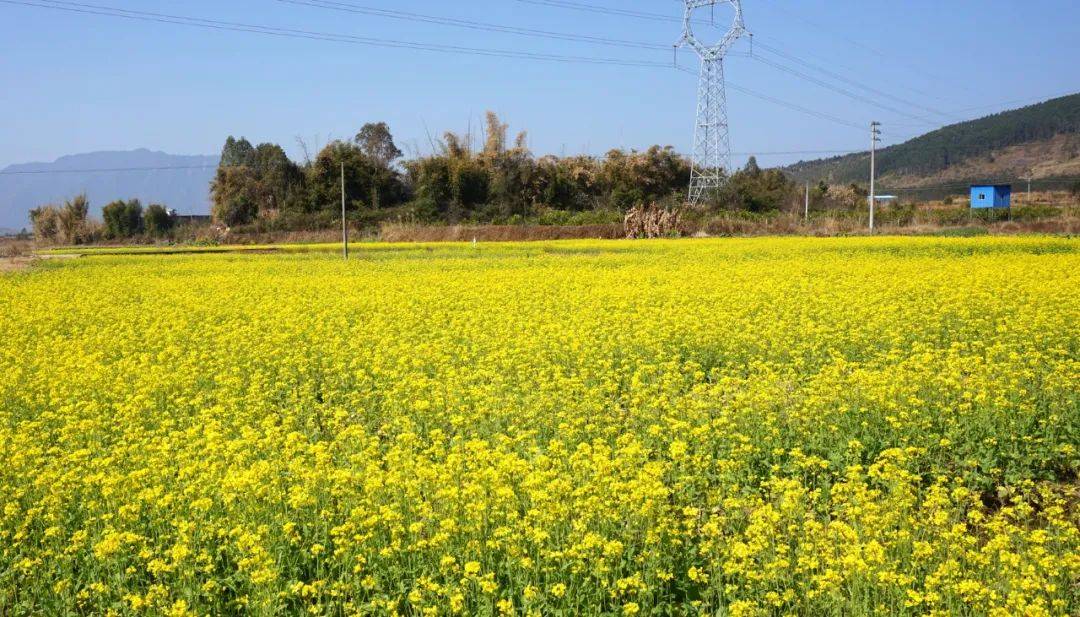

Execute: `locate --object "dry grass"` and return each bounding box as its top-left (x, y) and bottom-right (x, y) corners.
top-left (0, 259), bottom-right (34, 273)
top-left (379, 223), bottom-right (624, 243)
top-left (0, 240), bottom-right (35, 271)
top-left (0, 239), bottom-right (31, 258)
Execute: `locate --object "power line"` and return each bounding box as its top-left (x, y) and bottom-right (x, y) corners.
top-left (750, 54), bottom-right (940, 126)
top-left (0, 165), bottom-right (217, 175)
top-left (753, 0), bottom-right (980, 99)
top-left (640, 0), bottom-right (1038, 125)
top-left (3, 0), bottom-right (872, 135)
top-left (11, 0), bottom-right (1026, 138)
top-left (275, 0), bottom-right (673, 51)
top-left (527, 0), bottom-right (960, 124)
top-left (513, 0), bottom-right (683, 22)
top-left (675, 66), bottom-right (864, 131)
top-left (9, 0), bottom-right (1025, 158)
top-left (878, 90), bottom-right (1079, 132)
top-left (751, 40), bottom-right (960, 123)
top-left (733, 149), bottom-right (862, 156)
top-left (0, 0), bottom-right (675, 68)
top-left (549, 0), bottom-right (1066, 128)
top-left (728, 81), bottom-right (866, 131)
top-left (947, 90), bottom-right (1080, 115)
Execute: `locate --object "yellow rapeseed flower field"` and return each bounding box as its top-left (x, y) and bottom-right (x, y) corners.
top-left (1, 237), bottom-right (1077, 616)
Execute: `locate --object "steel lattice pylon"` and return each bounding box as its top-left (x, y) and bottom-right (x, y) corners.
top-left (678, 1), bottom-right (748, 207)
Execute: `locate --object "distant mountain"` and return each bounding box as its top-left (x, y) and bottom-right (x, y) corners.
top-left (0, 149), bottom-right (218, 228)
top-left (783, 93), bottom-right (1080, 192)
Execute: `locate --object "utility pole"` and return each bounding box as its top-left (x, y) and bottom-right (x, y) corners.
top-left (869, 121), bottom-right (881, 232)
top-left (804, 182), bottom-right (810, 223)
top-left (341, 162), bottom-right (349, 260)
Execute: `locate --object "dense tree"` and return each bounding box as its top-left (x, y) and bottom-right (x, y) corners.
top-left (481, 116), bottom-right (536, 219)
top-left (353, 124), bottom-right (405, 210)
top-left (535, 155), bottom-right (599, 212)
top-left (252, 143), bottom-right (304, 213)
top-left (402, 116), bottom-right (691, 221)
top-left (722, 158), bottom-right (798, 212)
top-left (308, 141), bottom-right (406, 214)
top-left (743, 156), bottom-right (761, 176)
top-left (220, 136), bottom-right (256, 168)
top-left (28, 205), bottom-right (59, 242)
top-left (601, 146), bottom-right (690, 211)
top-left (200, 114), bottom-right (818, 230)
top-left (211, 138), bottom-right (304, 224)
top-left (211, 166), bottom-right (260, 226)
top-left (144, 204), bottom-right (175, 237)
top-left (406, 131), bottom-right (490, 221)
top-left (355, 122), bottom-right (403, 168)
top-left (57, 194), bottom-right (89, 244)
top-left (102, 199), bottom-right (144, 238)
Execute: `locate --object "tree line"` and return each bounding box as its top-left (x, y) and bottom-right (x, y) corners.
top-left (29, 112), bottom-right (854, 244)
top-left (30, 197), bottom-right (175, 244)
top-left (209, 112), bottom-right (808, 231)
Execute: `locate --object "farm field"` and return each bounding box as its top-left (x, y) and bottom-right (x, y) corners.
top-left (1, 237), bottom-right (1078, 616)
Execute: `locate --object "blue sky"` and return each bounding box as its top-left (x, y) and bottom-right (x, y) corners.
top-left (1, 0), bottom-right (1077, 169)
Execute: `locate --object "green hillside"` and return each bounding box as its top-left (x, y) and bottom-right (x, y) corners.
top-left (783, 93), bottom-right (1080, 185)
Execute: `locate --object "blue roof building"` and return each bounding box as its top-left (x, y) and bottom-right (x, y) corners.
top-left (970, 185), bottom-right (1012, 209)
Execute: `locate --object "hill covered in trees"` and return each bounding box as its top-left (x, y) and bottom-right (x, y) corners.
top-left (784, 93), bottom-right (1080, 188)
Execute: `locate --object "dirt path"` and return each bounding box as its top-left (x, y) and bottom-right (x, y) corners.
top-left (0, 257), bottom-right (36, 273)
top-left (0, 253), bottom-right (83, 273)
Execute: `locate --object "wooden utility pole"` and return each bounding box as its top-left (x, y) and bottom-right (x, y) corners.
top-left (869, 121), bottom-right (881, 232)
top-left (341, 162), bottom-right (349, 260)
top-left (804, 182), bottom-right (810, 222)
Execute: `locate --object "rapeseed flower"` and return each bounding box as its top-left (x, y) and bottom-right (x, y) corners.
top-left (0, 237), bottom-right (1076, 615)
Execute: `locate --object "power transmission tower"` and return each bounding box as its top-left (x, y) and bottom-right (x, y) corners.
top-left (677, 1), bottom-right (748, 207)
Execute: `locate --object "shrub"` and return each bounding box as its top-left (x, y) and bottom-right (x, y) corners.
top-left (28, 205), bottom-right (60, 243)
top-left (144, 204), bottom-right (175, 238)
top-left (102, 199), bottom-right (144, 239)
top-left (880, 201), bottom-right (917, 227)
top-left (211, 166), bottom-right (260, 226)
top-left (56, 194), bottom-right (90, 244)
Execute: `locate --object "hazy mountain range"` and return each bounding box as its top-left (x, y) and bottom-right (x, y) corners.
top-left (0, 149), bottom-right (218, 229)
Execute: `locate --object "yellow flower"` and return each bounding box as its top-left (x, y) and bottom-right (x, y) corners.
top-left (2, 237), bottom-right (1077, 616)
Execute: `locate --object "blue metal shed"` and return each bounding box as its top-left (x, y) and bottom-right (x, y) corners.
top-left (970, 185), bottom-right (1012, 209)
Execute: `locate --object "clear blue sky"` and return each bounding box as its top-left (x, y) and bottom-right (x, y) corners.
top-left (1, 0), bottom-right (1077, 169)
